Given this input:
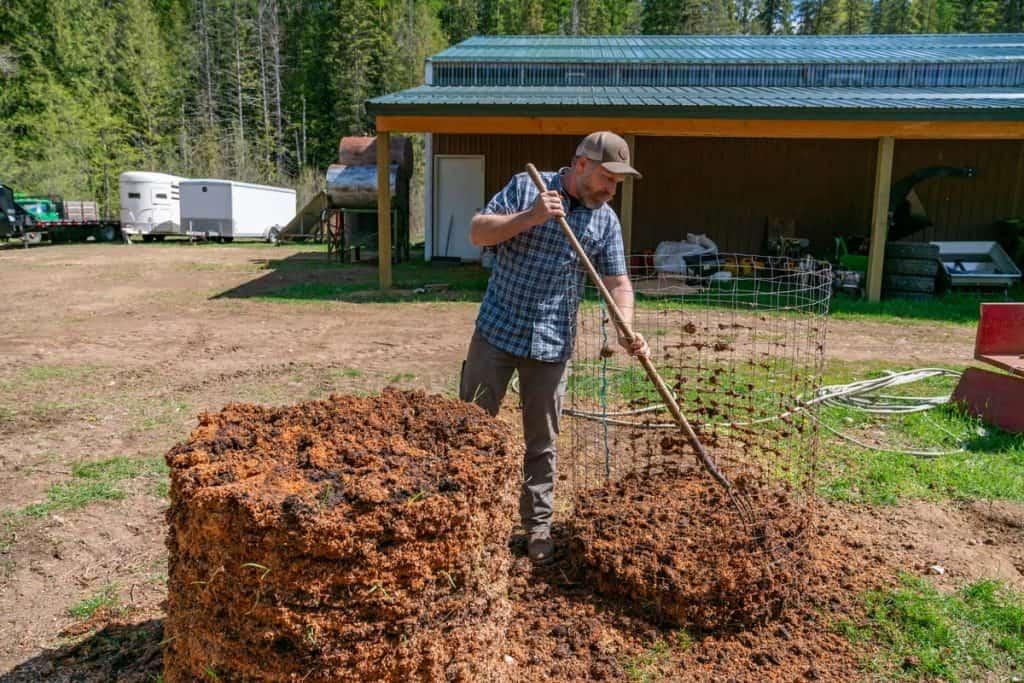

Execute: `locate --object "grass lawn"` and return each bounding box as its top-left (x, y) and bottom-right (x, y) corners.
top-left (817, 362), bottom-right (1024, 681)
top-left (830, 284), bottom-right (1023, 326)
top-left (816, 364), bottom-right (1024, 505)
top-left (838, 574), bottom-right (1024, 682)
top-left (246, 251), bottom-right (1021, 324)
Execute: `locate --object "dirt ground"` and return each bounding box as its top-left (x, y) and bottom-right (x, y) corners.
top-left (0, 243), bottom-right (1011, 681)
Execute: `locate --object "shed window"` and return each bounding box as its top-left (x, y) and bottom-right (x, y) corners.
top-left (128, 192), bottom-right (141, 199)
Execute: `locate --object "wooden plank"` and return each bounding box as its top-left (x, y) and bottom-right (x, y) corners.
top-left (377, 115), bottom-right (1024, 140)
top-left (621, 134), bottom-right (636, 256)
top-left (866, 136), bottom-right (895, 303)
top-left (377, 131), bottom-right (392, 289)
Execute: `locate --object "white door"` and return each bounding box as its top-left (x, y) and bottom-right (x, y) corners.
top-left (434, 155), bottom-right (484, 261)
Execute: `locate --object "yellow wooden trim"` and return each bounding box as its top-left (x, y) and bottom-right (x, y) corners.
top-left (377, 131), bottom-right (392, 289)
top-left (621, 134), bottom-right (636, 256)
top-left (867, 137), bottom-right (895, 303)
top-left (375, 115), bottom-right (1024, 140)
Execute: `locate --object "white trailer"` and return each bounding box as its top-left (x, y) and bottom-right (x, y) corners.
top-left (180, 179), bottom-right (296, 243)
top-left (119, 171), bottom-right (185, 240)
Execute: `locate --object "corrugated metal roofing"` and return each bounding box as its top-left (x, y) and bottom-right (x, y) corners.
top-left (432, 34), bottom-right (1024, 64)
top-left (368, 35), bottom-right (1024, 119)
top-left (366, 85), bottom-right (1024, 119)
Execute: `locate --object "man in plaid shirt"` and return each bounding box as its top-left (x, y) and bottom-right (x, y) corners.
top-left (460, 132), bottom-right (649, 564)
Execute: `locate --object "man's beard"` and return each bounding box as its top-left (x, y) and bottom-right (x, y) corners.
top-left (578, 178), bottom-right (611, 209)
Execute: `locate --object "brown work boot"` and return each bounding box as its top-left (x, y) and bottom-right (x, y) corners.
top-left (527, 530), bottom-right (554, 565)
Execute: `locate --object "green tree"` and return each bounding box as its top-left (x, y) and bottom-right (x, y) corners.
top-left (874, 0), bottom-right (915, 32)
top-left (957, 0), bottom-right (1002, 30)
top-left (835, 0), bottom-right (871, 32)
top-left (643, 0), bottom-right (704, 33)
top-left (798, 0), bottom-right (842, 32)
top-left (1006, 0), bottom-right (1024, 31)
top-left (758, 0), bottom-right (794, 32)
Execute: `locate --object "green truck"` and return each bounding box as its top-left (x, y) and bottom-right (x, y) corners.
top-left (13, 193), bottom-right (62, 222)
top-left (0, 182), bottom-right (120, 244)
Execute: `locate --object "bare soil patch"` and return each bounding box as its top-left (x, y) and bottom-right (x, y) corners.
top-left (0, 245), bottom-right (998, 680)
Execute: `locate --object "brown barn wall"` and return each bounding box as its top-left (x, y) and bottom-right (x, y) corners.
top-left (434, 134), bottom-right (1024, 255)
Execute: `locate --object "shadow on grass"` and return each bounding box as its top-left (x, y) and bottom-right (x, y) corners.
top-left (213, 251), bottom-right (490, 303)
top-left (0, 618), bottom-right (163, 682)
top-left (829, 285), bottom-right (1023, 325)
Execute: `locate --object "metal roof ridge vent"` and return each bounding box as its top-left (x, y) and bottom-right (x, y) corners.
top-left (432, 60), bottom-right (1024, 88)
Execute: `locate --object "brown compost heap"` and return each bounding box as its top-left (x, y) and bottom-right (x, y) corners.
top-left (570, 464), bottom-right (814, 632)
top-left (163, 390), bottom-right (519, 682)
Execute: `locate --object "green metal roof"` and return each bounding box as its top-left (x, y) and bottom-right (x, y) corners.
top-left (366, 85), bottom-right (1024, 120)
top-left (369, 35), bottom-right (1024, 120)
top-left (431, 34), bottom-right (1024, 64)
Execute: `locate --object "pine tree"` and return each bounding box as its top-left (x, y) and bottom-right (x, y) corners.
top-left (758, 0), bottom-right (794, 33)
top-left (957, 0), bottom-right (1002, 30)
top-left (643, 0), bottom-right (704, 33)
top-left (1006, 0), bottom-right (1024, 31)
top-left (835, 0), bottom-right (870, 32)
top-left (702, 0), bottom-right (739, 32)
top-left (874, 0), bottom-right (915, 32)
top-left (439, 0), bottom-right (480, 43)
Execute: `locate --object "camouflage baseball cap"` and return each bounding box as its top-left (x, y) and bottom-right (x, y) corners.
top-left (575, 131), bottom-right (641, 178)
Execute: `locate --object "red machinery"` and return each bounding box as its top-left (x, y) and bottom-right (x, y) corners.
top-left (952, 303), bottom-right (1024, 433)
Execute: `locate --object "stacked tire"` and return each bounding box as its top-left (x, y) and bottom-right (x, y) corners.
top-left (883, 242), bottom-right (940, 299)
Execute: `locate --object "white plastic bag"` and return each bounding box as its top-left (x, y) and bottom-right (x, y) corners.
top-left (652, 234), bottom-right (718, 275)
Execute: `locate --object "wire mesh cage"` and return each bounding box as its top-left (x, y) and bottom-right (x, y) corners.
top-left (563, 252), bottom-right (832, 494)
top-left (560, 252), bottom-right (833, 627)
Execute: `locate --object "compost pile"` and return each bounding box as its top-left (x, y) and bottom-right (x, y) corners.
top-left (570, 464), bottom-right (813, 631)
top-left (163, 389), bottom-right (519, 682)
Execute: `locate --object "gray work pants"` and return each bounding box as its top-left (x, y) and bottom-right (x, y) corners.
top-left (459, 330), bottom-right (568, 534)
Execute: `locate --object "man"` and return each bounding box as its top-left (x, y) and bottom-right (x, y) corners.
top-left (459, 131), bottom-right (649, 564)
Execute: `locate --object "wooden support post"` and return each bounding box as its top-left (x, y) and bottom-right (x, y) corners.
top-left (621, 134), bottom-right (636, 256)
top-left (866, 136), bottom-right (895, 303)
top-left (377, 131), bottom-right (392, 289)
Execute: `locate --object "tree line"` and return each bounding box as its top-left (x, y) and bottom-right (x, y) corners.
top-left (0, 0), bottom-right (1019, 211)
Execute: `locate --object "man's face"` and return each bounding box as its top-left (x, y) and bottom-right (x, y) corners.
top-left (575, 158), bottom-right (624, 209)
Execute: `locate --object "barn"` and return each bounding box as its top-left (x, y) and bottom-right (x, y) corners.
top-left (366, 34), bottom-right (1024, 300)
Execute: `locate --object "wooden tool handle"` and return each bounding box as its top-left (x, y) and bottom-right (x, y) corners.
top-left (524, 163), bottom-right (735, 494)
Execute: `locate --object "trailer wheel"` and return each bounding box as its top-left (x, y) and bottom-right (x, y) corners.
top-left (142, 235), bottom-right (155, 243)
top-left (222, 237), bottom-right (234, 243)
top-left (96, 225), bottom-right (117, 243)
top-left (267, 227), bottom-right (280, 245)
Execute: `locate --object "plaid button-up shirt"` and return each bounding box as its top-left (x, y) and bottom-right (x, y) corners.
top-left (476, 168), bottom-right (627, 362)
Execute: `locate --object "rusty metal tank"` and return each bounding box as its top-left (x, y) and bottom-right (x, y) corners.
top-left (326, 136), bottom-right (412, 209)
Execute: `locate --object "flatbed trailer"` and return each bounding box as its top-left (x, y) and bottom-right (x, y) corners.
top-left (34, 218), bottom-right (121, 244)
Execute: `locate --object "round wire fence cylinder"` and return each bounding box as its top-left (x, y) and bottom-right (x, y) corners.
top-left (563, 253), bottom-right (832, 629)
